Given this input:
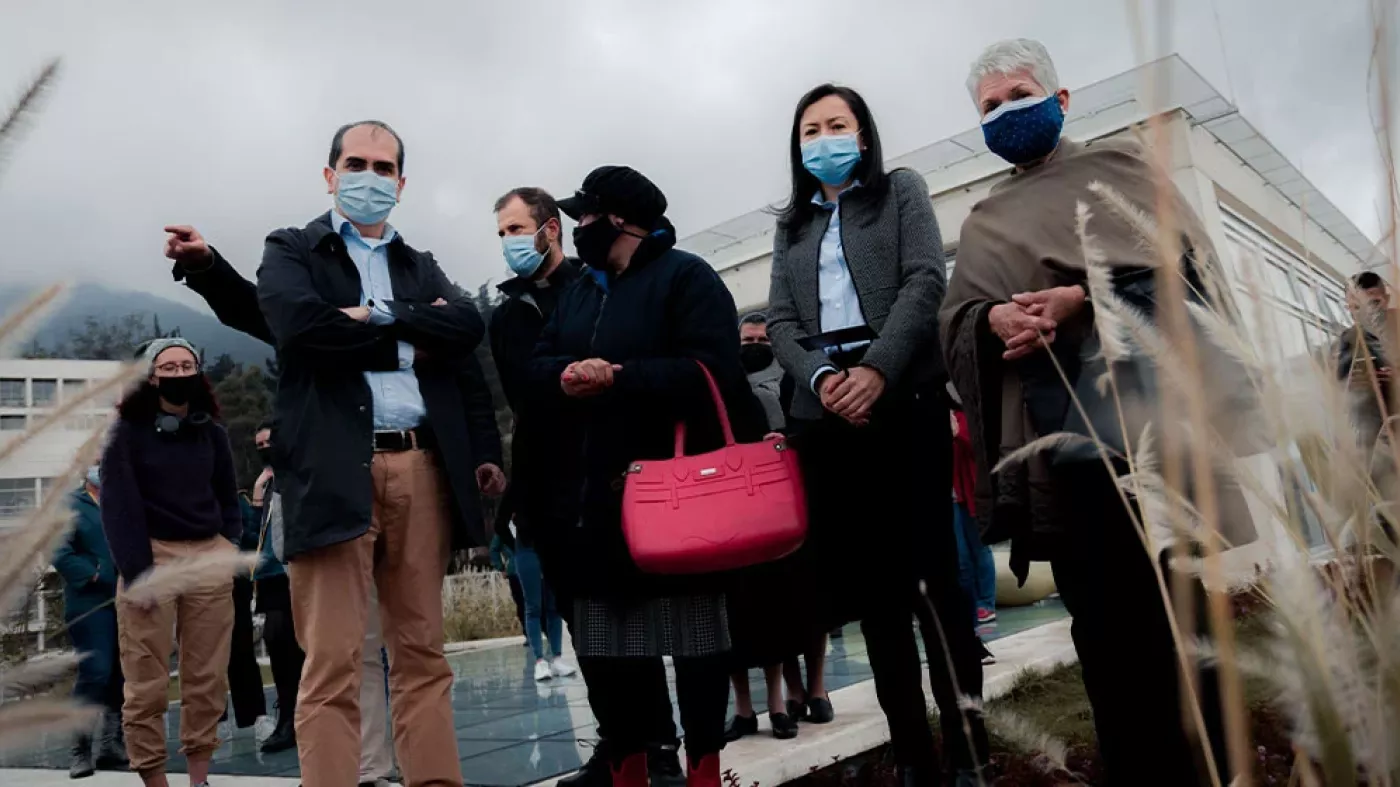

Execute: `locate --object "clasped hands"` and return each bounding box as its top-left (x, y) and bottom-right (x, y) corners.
top-left (817, 365), bottom-right (885, 427)
top-left (561, 358), bottom-right (623, 398)
top-left (988, 285), bottom-right (1086, 361)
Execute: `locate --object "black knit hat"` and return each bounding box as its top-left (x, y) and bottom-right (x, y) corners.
top-left (557, 165), bottom-right (668, 230)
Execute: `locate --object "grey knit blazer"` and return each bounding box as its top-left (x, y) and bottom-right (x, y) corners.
top-left (765, 169), bottom-right (947, 421)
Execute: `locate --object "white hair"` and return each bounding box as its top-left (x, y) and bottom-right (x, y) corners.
top-left (966, 39), bottom-right (1060, 106)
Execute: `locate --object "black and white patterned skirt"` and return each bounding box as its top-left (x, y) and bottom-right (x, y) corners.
top-left (573, 593), bottom-right (730, 659)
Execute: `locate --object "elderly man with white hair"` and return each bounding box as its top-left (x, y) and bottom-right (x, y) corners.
top-left (940, 39), bottom-right (1255, 785)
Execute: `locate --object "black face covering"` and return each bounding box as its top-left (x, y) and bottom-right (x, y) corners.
top-left (257, 447), bottom-right (273, 466)
top-left (740, 343), bottom-right (775, 374)
top-left (572, 219), bottom-right (624, 268)
top-left (156, 374), bottom-right (201, 406)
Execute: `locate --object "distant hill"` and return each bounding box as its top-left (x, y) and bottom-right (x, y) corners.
top-left (1, 283), bottom-right (271, 366)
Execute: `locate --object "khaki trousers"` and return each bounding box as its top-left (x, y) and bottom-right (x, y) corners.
top-left (361, 583), bottom-right (394, 781)
top-left (291, 449), bottom-right (461, 787)
top-left (116, 537), bottom-right (235, 776)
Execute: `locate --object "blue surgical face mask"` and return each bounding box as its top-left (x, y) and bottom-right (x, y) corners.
top-left (981, 95), bottom-right (1065, 165)
top-left (85, 465), bottom-right (101, 489)
top-left (800, 133), bottom-right (863, 186)
top-left (502, 228), bottom-right (548, 278)
top-left (335, 171), bottom-right (399, 226)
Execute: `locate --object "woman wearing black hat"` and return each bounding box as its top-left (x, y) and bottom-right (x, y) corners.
top-left (532, 166), bottom-right (768, 787)
top-left (101, 338), bottom-right (243, 787)
top-left (764, 84), bottom-right (990, 786)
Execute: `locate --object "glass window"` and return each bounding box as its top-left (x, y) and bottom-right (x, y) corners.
top-left (31, 379), bottom-right (57, 408)
top-left (0, 478), bottom-right (37, 518)
top-left (62, 379), bottom-right (87, 401)
top-left (0, 379), bottom-right (24, 407)
top-left (0, 415), bottom-right (26, 431)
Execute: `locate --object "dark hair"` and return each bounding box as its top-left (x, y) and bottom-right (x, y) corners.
top-left (739, 311), bottom-right (768, 326)
top-left (255, 420), bottom-right (274, 435)
top-left (328, 120), bottom-right (405, 173)
top-left (493, 187), bottom-right (561, 231)
top-left (117, 377), bottom-right (222, 423)
top-left (1354, 271), bottom-right (1386, 291)
top-left (773, 84), bottom-right (888, 229)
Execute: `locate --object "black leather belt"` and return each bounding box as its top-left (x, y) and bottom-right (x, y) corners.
top-left (372, 427), bottom-right (436, 453)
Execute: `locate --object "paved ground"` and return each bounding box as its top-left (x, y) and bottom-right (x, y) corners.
top-left (1, 600), bottom-right (1070, 786)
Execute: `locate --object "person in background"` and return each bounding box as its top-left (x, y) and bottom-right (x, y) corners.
top-left (53, 465), bottom-right (128, 779)
top-left (1336, 271), bottom-right (1397, 515)
top-left (488, 527), bottom-right (528, 642)
top-left (492, 186), bottom-right (682, 787)
top-left (101, 338), bottom-right (242, 787)
top-left (532, 165), bottom-right (768, 787)
top-left (511, 517), bottom-right (576, 682)
top-left (765, 84), bottom-right (989, 786)
top-left (248, 423), bottom-right (301, 755)
top-left (228, 492), bottom-right (268, 733)
top-left (724, 312), bottom-right (808, 742)
top-left (948, 387), bottom-right (996, 632)
top-left (942, 39), bottom-right (1251, 784)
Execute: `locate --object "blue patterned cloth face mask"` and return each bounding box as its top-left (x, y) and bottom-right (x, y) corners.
top-left (981, 95), bottom-right (1065, 165)
top-left (335, 171), bottom-right (399, 225)
top-left (801, 133), bottom-right (863, 186)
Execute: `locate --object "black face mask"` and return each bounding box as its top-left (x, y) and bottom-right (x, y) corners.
top-left (740, 343), bottom-right (775, 374)
top-left (156, 374), bottom-right (201, 406)
top-left (257, 447), bottom-right (273, 466)
top-left (572, 219), bottom-right (624, 268)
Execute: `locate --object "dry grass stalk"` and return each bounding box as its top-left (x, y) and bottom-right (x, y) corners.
top-left (0, 282), bottom-right (66, 357)
top-left (0, 699), bottom-right (100, 754)
top-left (441, 571), bottom-right (524, 643)
top-left (120, 552), bottom-right (261, 608)
top-left (0, 651), bottom-right (84, 699)
top-left (0, 360), bottom-right (138, 470)
top-left (983, 707), bottom-right (1073, 779)
top-left (0, 59), bottom-right (59, 177)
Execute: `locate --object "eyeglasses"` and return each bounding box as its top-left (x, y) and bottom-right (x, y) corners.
top-left (154, 361), bottom-right (198, 375)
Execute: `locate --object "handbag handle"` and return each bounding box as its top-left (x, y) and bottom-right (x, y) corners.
top-left (673, 360), bottom-right (736, 457)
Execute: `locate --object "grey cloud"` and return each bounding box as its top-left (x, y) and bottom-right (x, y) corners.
top-left (0, 0), bottom-right (1391, 309)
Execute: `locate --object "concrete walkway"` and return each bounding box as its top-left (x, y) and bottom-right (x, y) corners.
top-left (1, 604), bottom-right (1073, 786)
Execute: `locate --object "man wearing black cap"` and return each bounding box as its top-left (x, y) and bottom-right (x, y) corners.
top-left (533, 166), bottom-right (767, 787)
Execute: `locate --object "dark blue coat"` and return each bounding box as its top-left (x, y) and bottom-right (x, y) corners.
top-left (529, 223), bottom-right (767, 598)
top-left (52, 489), bottom-right (118, 620)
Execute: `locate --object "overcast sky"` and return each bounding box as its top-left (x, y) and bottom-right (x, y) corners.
top-left (0, 0), bottom-right (1394, 310)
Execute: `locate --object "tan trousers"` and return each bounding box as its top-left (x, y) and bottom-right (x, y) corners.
top-left (116, 537), bottom-right (235, 776)
top-left (291, 450), bottom-right (461, 787)
top-left (361, 583), bottom-right (394, 782)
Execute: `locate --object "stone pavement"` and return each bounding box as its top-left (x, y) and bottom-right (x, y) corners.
top-left (1, 600), bottom-right (1071, 786)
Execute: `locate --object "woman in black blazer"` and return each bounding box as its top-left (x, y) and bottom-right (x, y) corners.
top-left (765, 84), bottom-right (989, 787)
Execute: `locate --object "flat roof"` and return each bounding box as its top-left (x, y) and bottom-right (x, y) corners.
top-left (678, 54), bottom-right (1386, 272)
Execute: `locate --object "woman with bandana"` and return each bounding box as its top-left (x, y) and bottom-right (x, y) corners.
top-left (100, 338), bottom-right (242, 787)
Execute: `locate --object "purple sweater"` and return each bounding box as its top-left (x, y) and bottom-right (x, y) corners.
top-left (99, 416), bottom-right (242, 582)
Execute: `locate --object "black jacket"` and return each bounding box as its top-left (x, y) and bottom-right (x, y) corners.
top-left (490, 259), bottom-right (586, 539)
top-left (180, 213), bottom-right (494, 557)
top-left (529, 223), bottom-right (767, 598)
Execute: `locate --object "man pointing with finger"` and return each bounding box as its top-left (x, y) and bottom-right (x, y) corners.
top-left (252, 120), bottom-right (483, 787)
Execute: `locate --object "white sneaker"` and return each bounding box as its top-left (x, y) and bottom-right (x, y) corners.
top-left (534, 659), bottom-right (553, 682)
top-left (551, 657), bottom-right (578, 678)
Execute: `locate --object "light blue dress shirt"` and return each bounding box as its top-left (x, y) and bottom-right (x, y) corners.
top-left (329, 211), bottom-right (427, 430)
top-left (809, 184), bottom-right (871, 392)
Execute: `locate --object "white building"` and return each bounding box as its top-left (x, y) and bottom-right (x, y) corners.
top-left (0, 358), bottom-right (123, 528)
top-left (679, 54), bottom-right (1389, 572)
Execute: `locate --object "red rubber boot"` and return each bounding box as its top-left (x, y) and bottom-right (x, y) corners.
top-left (686, 753), bottom-right (721, 787)
top-left (610, 752), bottom-right (648, 787)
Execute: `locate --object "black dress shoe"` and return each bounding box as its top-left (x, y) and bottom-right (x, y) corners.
top-left (769, 712), bottom-right (798, 740)
top-left (806, 696), bottom-right (834, 724)
top-left (260, 716), bottom-right (297, 753)
top-left (723, 713), bottom-right (758, 742)
top-left (647, 744), bottom-right (686, 787)
top-left (558, 742), bottom-right (612, 787)
top-left (785, 698), bottom-right (808, 722)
